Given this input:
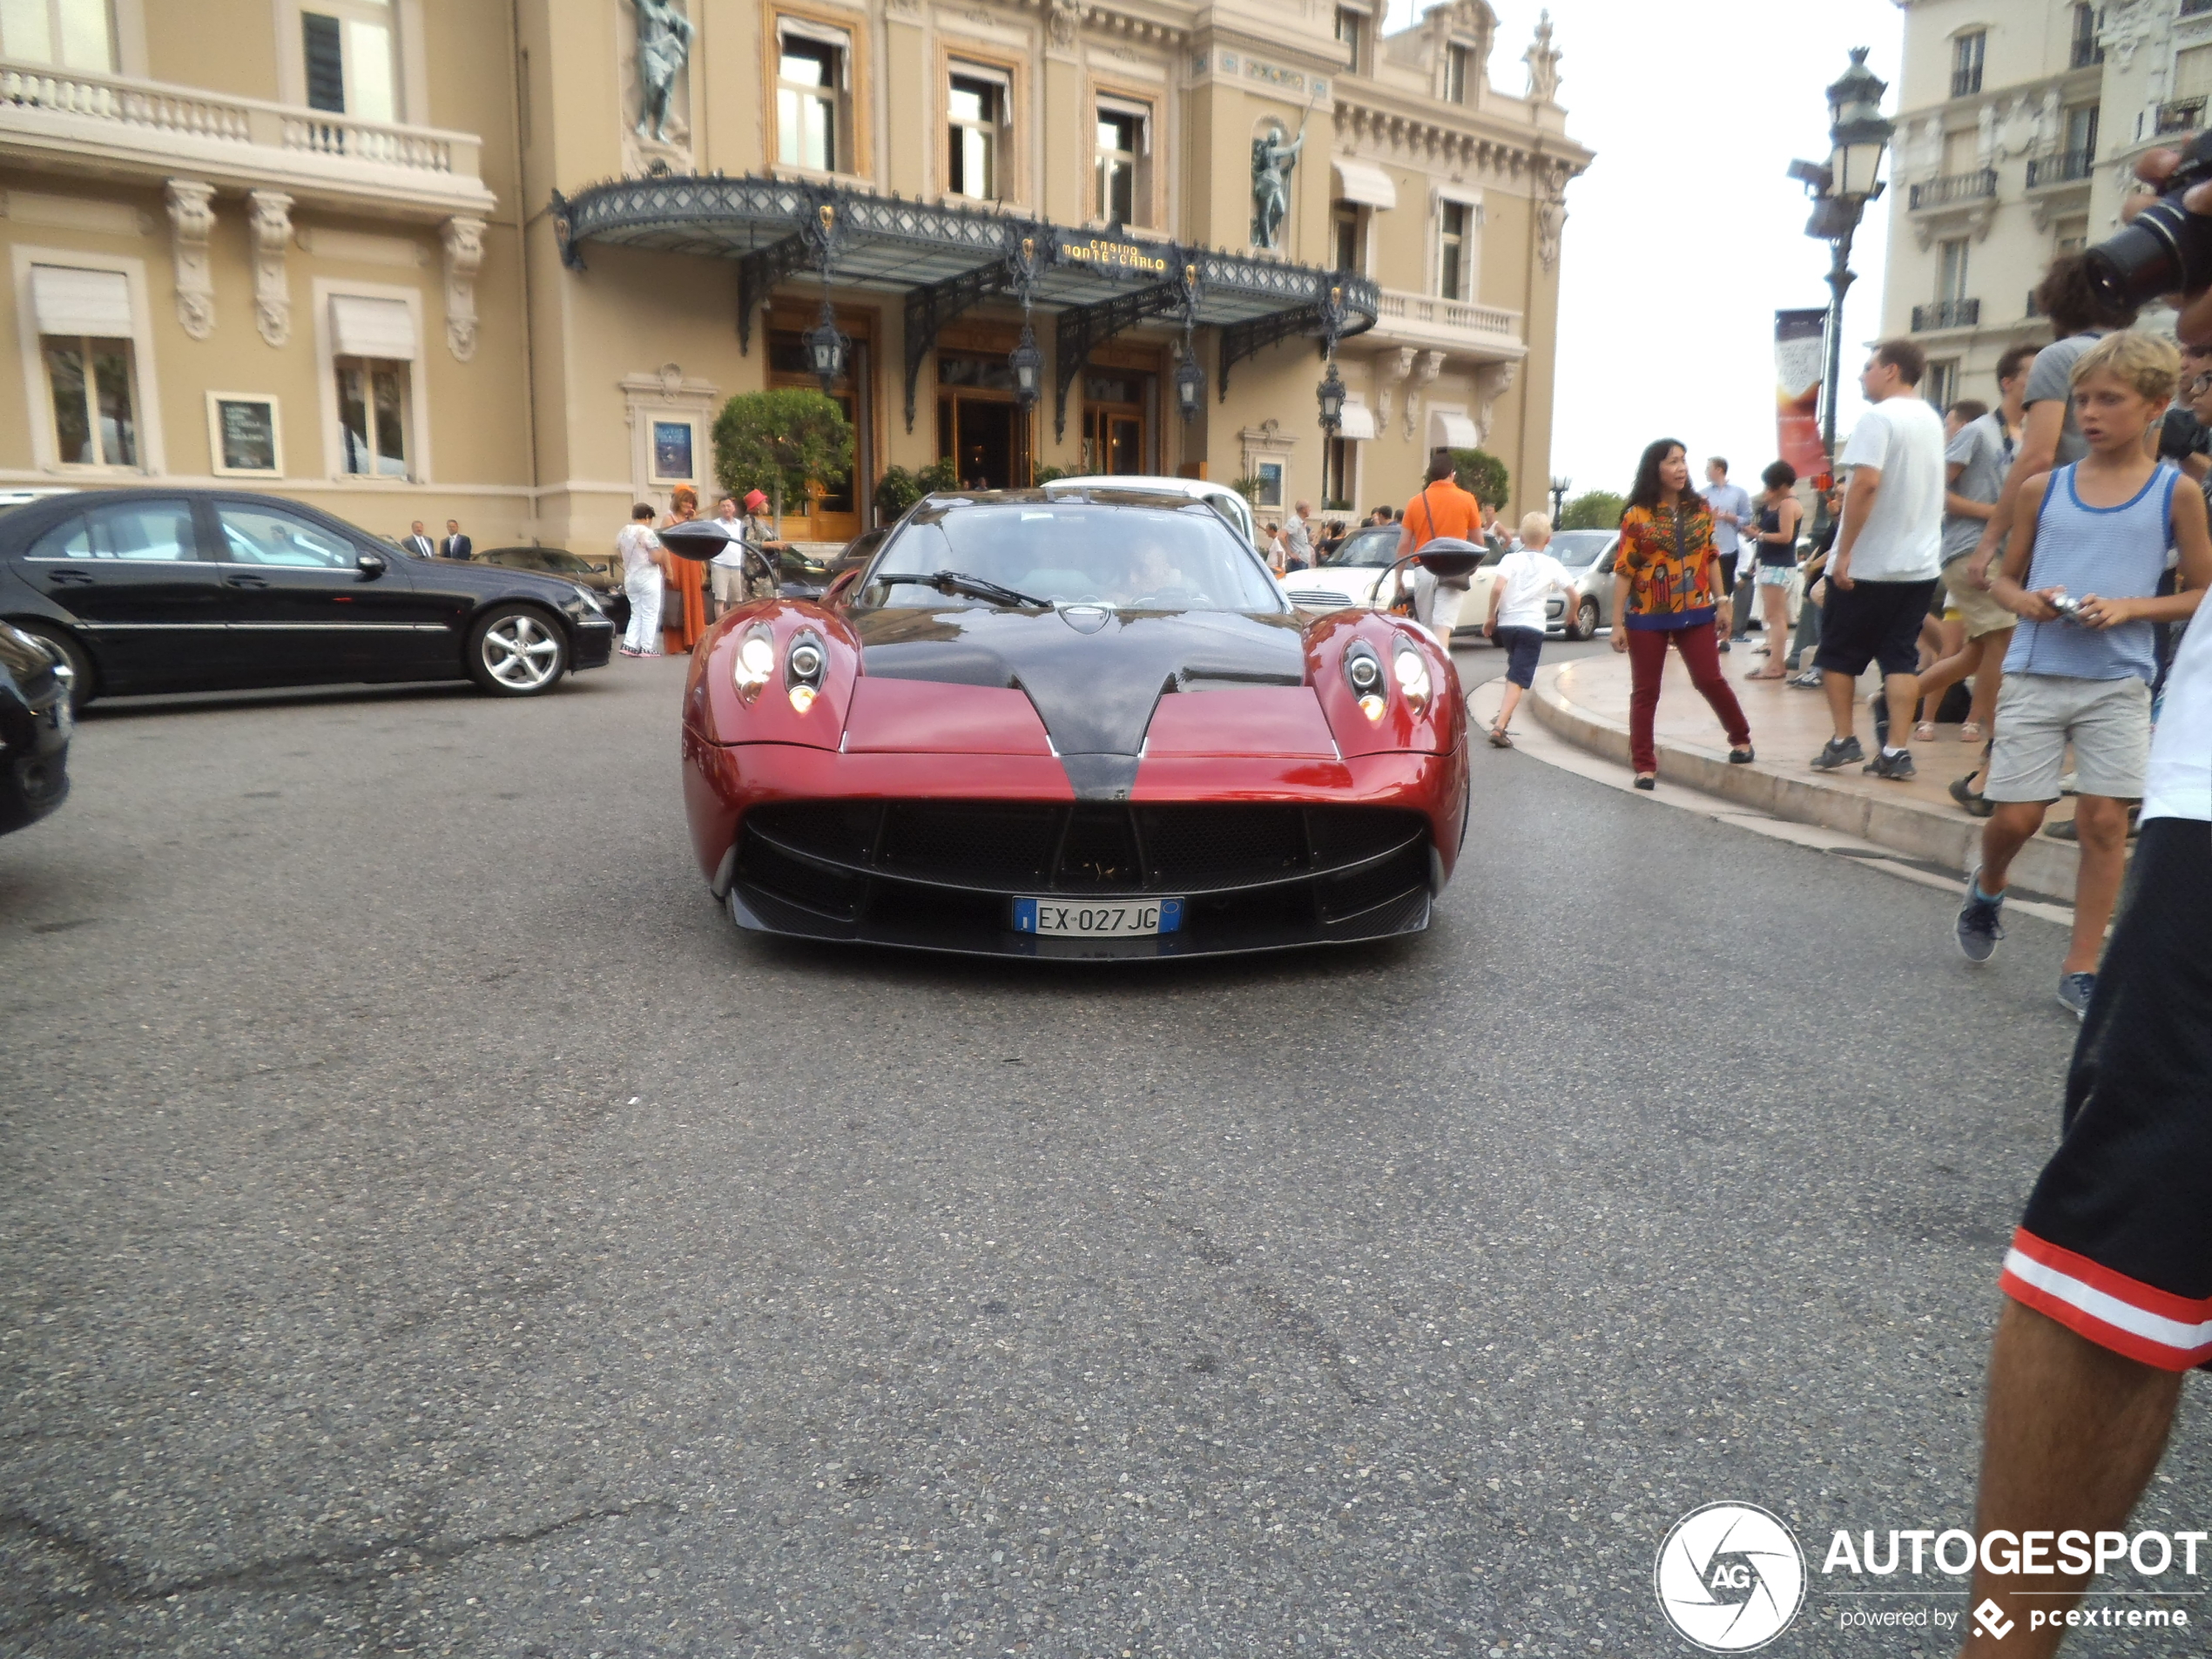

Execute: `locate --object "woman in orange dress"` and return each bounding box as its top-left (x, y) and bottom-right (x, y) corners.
top-left (660, 484), bottom-right (709, 655)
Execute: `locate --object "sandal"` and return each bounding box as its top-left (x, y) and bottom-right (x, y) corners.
top-left (1487, 726), bottom-right (1513, 748)
top-left (1745, 667), bottom-right (1786, 680)
top-left (1959, 720), bottom-right (1984, 742)
top-left (1913, 721), bottom-right (1938, 742)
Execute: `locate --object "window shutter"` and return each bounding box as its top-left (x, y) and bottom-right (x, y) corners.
top-left (329, 294), bottom-right (419, 359)
top-left (303, 13), bottom-right (346, 113)
top-left (2175, 44), bottom-right (2212, 103)
top-left (30, 266), bottom-right (132, 336)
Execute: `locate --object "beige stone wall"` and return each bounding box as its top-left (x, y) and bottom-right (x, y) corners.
top-left (0, 0), bottom-right (1579, 559)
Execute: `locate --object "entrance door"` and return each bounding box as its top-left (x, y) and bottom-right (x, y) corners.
top-left (766, 328), bottom-right (870, 544)
top-left (1081, 369), bottom-right (1151, 475)
top-left (936, 350), bottom-right (1031, 488)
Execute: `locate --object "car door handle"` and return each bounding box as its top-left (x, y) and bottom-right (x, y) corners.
top-left (224, 573), bottom-right (270, 589)
top-left (45, 569), bottom-right (94, 586)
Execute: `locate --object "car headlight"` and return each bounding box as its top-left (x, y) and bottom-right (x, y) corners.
top-left (1393, 644), bottom-right (1432, 712)
top-left (1345, 642), bottom-right (1387, 722)
top-left (734, 628), bottom-right (775, 703)
top-left (786, 629), bottom-right (826, 713)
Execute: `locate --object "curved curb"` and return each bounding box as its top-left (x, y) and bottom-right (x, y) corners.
top-left (1527, 661), bottom-right (2084, 900)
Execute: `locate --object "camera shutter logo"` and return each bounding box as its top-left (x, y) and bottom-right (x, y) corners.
top-left (1654, 1502), bottom-right (1806, 1652)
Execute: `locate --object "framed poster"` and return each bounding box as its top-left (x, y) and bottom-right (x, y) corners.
top-left (651, 419), bottom-right (696, 482)
top-left (1254, 458), bottom-right (1285, 509)
top-left (206, 393), bottom-right (282, 476)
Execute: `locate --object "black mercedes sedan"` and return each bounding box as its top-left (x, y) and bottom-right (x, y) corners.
top-left (0, 619), bottom-right (71, 834)
top-left (0, 489), bottom-right (617, 710)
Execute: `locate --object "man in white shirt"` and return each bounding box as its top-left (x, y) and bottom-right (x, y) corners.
top-left (1284, 500), bottom-right (1313, 571)
top-left (1700, 458), bottom-right (1754, 650)
top-left (706, 495), bottom-right (746, 622)
top-left (1811, 340), bottom-right (1947, 781)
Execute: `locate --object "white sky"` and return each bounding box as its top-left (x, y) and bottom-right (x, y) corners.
top-left (1381, 0), bottom-right (1908, 502)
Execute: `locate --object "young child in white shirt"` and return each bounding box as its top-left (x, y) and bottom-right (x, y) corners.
top-left (1481, 512), bottom-right (1581, 747)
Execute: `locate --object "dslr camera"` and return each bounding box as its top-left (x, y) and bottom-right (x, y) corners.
top-left (2087, 129), bottom-right (2212, 310)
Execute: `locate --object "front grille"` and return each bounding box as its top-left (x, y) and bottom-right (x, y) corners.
top-left (732, 799), bottom-right (1433, 953)
top-left (744, 800), bottom-right (1425, 896)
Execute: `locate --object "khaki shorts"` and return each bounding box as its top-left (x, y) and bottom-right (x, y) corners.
top-left (1986, 673), bottom-right (2152, 803)
top-left (710, 563), bottom-right (750, 604)
top-left (1941, 556), bottom-right (2015, 641)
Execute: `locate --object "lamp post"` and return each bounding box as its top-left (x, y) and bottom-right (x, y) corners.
top-left (1316, 282), bottom-right (1346, 435)
top-left (1175, 263), bottom-right (1204, 425)
top-left (803, 200), bottom-right (848, 392)
top-left (1549, 475), bottom-right (1569, 522)
top-left (1791, 47), bottom-right (1894, 478)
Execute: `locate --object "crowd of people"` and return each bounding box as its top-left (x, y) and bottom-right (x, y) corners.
top-left (616, 485), bottom-right (786, 659)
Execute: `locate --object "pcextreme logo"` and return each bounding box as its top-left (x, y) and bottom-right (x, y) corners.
top-left (1655, 1502), bottom-right (1807, 1652)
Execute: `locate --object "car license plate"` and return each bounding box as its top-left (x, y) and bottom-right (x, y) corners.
top-left (1014, 898), bottom-right (1184, 936)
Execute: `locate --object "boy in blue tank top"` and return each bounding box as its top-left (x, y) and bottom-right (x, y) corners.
top-left (1956, 331), bottom-right (2211, 1016)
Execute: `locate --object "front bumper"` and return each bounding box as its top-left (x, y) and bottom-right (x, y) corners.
top-left (570, 614), bottom-right (617, 671)
top-left (0, 676), bottom-right (71, 834)
top-left (685, 741), bottom-right (1463, 961)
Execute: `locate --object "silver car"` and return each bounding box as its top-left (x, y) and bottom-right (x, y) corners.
top-left (1539, 529), bottom-right (1618, 640)
top-left (1283, 523), bottom-right (1407, 611)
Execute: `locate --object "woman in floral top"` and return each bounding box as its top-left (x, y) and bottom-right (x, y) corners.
top-left (1609, 438), bottom-right (1754, 787)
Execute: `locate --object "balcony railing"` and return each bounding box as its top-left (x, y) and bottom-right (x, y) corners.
top-left (1908, 169), bottom-right (1998, 210)
top-left (2157, 97), bottom-right (2206, 136)
top-left (1911, 298), bottom-right (1980, 332)
top-left (1371, 288), bottom-right (1521, 343)
top-left (2027, 148), bottom-right (2094, 189)
top-left (0, 57), bottom-right (487, 203)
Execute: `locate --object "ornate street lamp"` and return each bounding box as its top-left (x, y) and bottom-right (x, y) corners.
top-left (1316, 360), bottom-right (1346, 432)
top-left (804, 200), bottom-right (848, 391)
top-left (803, 299), bottom-right (847, 388)
top-left (1175, 263), bottom-right (1204, 425)
top-left (1549, 475), bottom-right (1570, 521)
top-left (1789, 48), bottom-right (1894, 477)
top-left (1316, 282), bottom-right (1347, 434)
top-left (1008, 324), bottom-right (1042, 408)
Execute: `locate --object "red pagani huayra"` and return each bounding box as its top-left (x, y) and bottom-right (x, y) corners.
top-left (666, 488), bottom-right (1468, 961)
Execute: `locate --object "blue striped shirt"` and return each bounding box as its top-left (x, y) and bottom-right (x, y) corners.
top-left (2004, 463), bottom-right (2175, 685)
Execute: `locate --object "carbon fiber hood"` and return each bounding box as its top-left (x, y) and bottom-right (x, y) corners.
top-left (853, 604), bottom-right (1309, 797)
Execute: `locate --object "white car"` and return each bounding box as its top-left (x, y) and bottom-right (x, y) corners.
top-left (1042, 475), bottom-right (1258, 552)
top-left (1286, 523), bottom-right (1508, 644)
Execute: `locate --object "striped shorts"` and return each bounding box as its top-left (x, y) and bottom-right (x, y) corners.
top-left (2001, 817), bottom-right (2212, 1369)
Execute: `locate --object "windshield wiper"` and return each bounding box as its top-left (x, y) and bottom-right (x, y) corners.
top-left (881, 570), bottom-right (1052, 609)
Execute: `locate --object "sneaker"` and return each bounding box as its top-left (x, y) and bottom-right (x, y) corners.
top-left (1864, 748), bottom-right (1917, 781)
top-left (1811, 735), bottom-right (1865, 771)
top-left (2057, 972), bottom-right (2096, 1020)
top-left (1787, 669), bottom-right (1825, 690)
top-left (1956, 871), bottom-right (2005, 963)
top-left (1948, 774), bottom-right (1993, 818)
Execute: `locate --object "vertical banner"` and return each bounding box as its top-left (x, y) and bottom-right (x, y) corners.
top-left (1775, 308), bottom-right (1830, 480)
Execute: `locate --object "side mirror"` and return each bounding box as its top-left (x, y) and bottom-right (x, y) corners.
top-left (356, 552), bottom-right (387, 578)
top-left (657, 519), bottom-right (738, 563)
top-left (1413, 547), bottom-right (1482, 582)
top-left (824, 568), bottom-right (862, 606)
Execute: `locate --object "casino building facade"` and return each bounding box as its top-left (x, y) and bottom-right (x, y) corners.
top-left (0, 0), bottom-right (1587, 552)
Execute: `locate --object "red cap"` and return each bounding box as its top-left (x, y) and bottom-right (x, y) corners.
top-left (743, 489), bottom-right (768, 512)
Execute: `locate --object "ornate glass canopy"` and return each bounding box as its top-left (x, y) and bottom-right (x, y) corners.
top-left (551, 174), bottom-right (1378, 438)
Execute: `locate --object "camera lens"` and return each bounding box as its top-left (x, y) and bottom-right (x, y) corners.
top-left (2086, 211), bottom-right (2190, 313)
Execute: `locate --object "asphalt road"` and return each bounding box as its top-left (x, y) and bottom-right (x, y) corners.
top-left (2, 644), bottom-right (2202, 1659)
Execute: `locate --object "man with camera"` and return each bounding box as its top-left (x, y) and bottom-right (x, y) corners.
top-left (1958, 141), bottom-right (2212, 1659)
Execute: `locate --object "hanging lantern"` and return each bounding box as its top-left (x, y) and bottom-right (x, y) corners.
top-left (1008, 325), bottom-right (1042, 408)
top-left (1316, 359), bottom-right (1346, 433)
top-left (1175, 349), bottom-right (1204, 422)
top-left (804, 300), bottom-right (847, 389)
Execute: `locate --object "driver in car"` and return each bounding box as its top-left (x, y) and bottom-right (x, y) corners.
top-left (1121, 540), bottom-right (1186, 606)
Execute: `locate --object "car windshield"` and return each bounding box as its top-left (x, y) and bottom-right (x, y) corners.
top-left (1320, 527), bottom-right (1402, 568)
top-left (860, 501), bottom-right (1285, 612)
top-left (1548, 530), bottom-right (1614, 567)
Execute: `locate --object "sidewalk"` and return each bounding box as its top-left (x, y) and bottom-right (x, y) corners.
top-left (1522, 639), bottom-right (2090, 902)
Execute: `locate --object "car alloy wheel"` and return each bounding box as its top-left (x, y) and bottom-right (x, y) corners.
top-left (469, 605), bottom-right (568, 696)
top-left (1575, 597), bottom-right (1600, 640)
